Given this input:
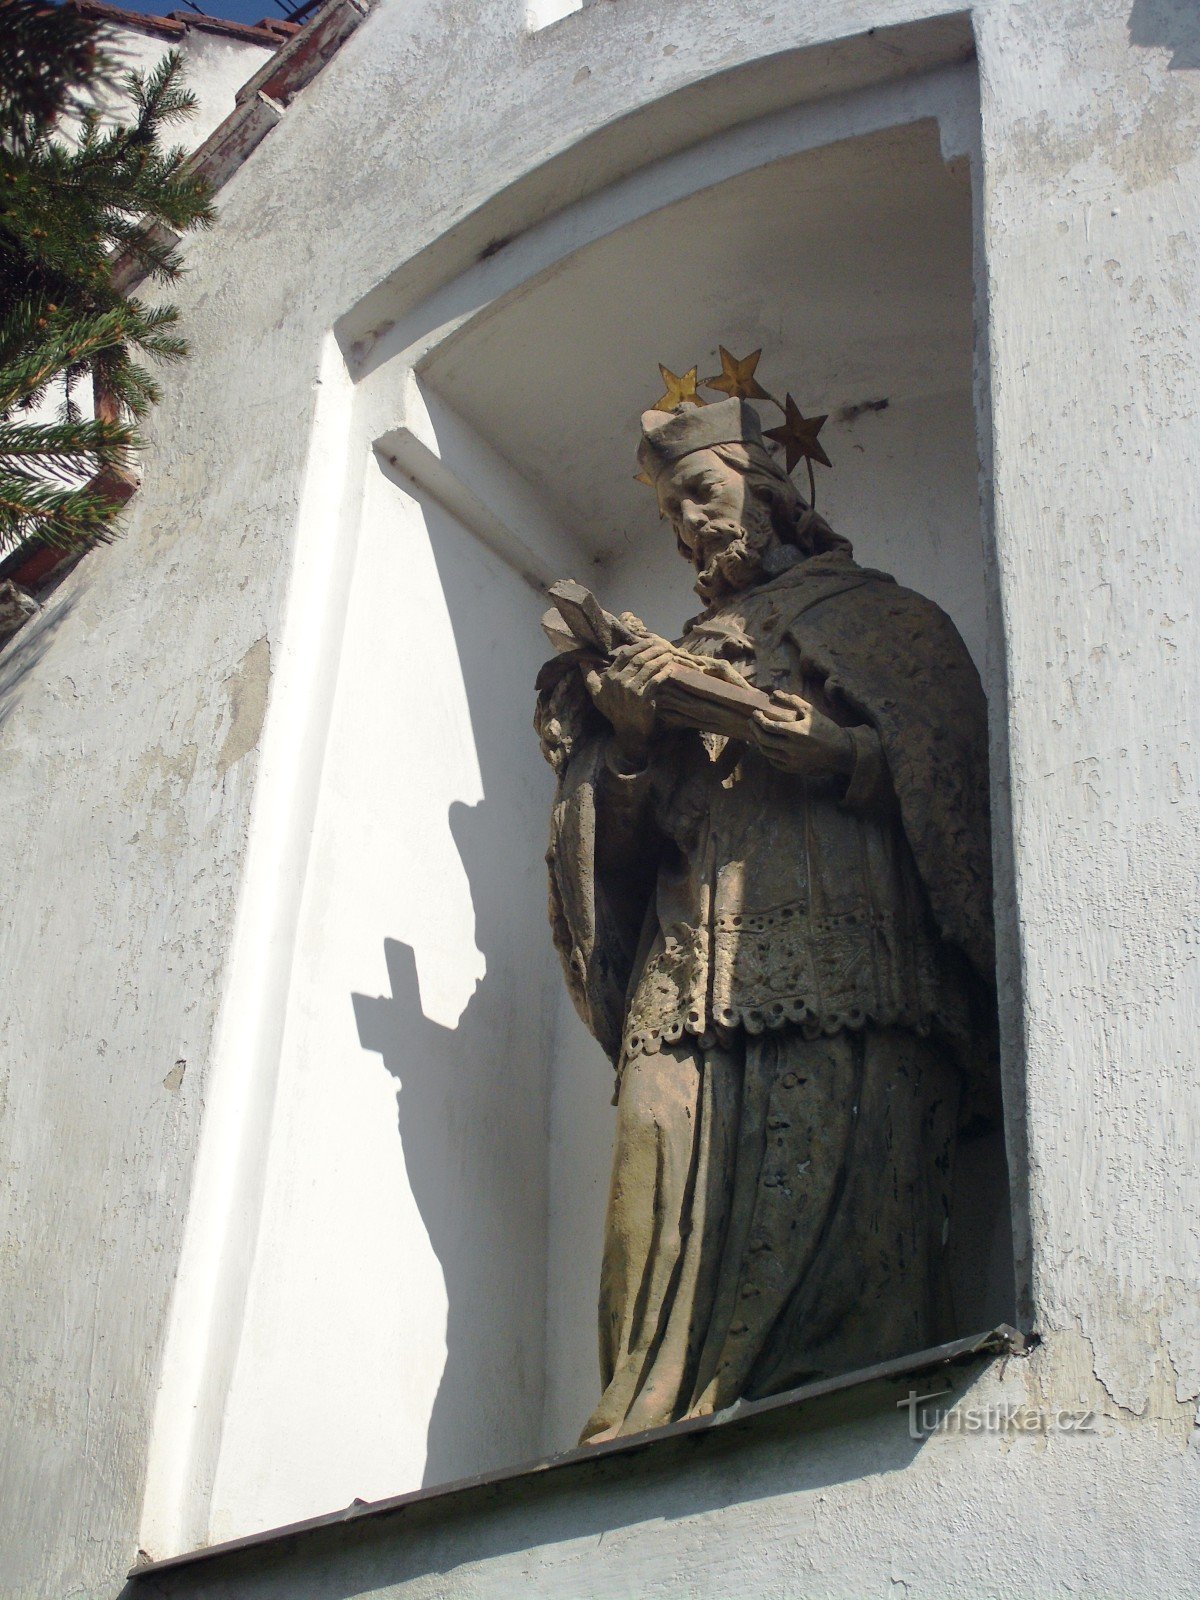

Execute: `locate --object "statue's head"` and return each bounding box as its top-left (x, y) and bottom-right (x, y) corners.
top-left (638, 398), bottom-right (844, 603)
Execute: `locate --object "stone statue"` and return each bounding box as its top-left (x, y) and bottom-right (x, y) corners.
top-left (535, 395), bottom-right (997, 1445)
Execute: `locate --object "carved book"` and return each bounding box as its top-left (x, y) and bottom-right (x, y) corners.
top-left (541, 578), bottom-right (776, 742)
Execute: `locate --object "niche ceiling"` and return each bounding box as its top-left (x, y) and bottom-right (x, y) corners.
top-left (420, 118), bottom-right (973, 560)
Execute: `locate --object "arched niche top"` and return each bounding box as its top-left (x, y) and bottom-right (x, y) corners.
top-left (336, 12), bottom-right (975, 372)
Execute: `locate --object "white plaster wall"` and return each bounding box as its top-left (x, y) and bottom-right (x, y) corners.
top-left (972, 0), bottom-right (1200, 1420)
top-left (207, 455), bottom-right (563, 1539)
top-left (96, 24), bottom-right (275, 152)
top-left (0, 247), bottom-right (297, 1600)
top-left (0, 0), bottom-right (1196, 1593)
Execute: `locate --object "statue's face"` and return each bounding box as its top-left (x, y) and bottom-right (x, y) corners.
top-left (654, 447), bottom-right (778, 601)
top-left (655, 448), bottom-right (747, 553)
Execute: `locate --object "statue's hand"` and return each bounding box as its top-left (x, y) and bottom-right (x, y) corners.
top-left (584, 635), bottom-right (677, 765)
top-left (751, 691), bottom-right (855, 780)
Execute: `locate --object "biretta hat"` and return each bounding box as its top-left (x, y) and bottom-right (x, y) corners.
top-left (637, 397), bottom-right (767, 479)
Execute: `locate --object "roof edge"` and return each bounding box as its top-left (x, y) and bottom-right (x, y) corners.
top-left (71, 0), bottom-right (299, 49)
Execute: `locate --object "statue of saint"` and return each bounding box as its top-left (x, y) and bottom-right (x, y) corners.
top-left (535, 391), bottom-right (998, 1445)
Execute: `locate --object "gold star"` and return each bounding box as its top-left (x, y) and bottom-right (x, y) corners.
top-left (764, 393), bottom-right (832, 475)
top-left (703, 346), bottom-right (773, 403)
top-left (653, 364), bottom-right (706, 411)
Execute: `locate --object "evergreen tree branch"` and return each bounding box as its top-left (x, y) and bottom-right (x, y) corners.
top-left (0, 416), bottom-right (133, 479)
top-left (0, 469), bottom-right (127, 553)
top-left (0, 3), bottom-right (212, 556)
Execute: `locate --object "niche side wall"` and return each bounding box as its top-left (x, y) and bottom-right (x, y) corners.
top-left (208, 454), bottom-right (562, 1541)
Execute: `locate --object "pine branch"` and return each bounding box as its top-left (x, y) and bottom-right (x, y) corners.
top-left (94, 350), bottom-right (161, 418)
top-left (128, 51), bottom-right (200, 130)
top-left (0, 306), bottom-right (135, 413)
top-left (0, 469), bottom-right (126, 554)
top-left (0, 2), bottom-right (212, 555)
top-left (0, 416), bottom-right (133, 479)
top-left (0, 0), bottom-right (105, 149)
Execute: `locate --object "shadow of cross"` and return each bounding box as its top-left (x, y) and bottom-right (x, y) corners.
top-left (351, 804), bottom-right (546, 1484)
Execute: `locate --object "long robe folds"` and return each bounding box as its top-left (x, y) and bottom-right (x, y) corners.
top-left (536, 550), bottom-right (998, 1440)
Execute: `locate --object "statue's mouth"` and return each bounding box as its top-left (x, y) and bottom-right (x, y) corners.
top-left (694, 539), bottom-right (761, 602)
top-left (692, 520), bottom-right (739, 565)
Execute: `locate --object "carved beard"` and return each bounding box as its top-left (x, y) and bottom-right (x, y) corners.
top-left (691, 510), bottom-right (776, 602)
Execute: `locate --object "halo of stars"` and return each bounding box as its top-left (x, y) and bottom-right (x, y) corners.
top-left (639, 345), bottom-right (831, 505)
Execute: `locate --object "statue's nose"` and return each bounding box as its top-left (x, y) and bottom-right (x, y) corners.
top-left (681, 499), bottom-right (707, 535)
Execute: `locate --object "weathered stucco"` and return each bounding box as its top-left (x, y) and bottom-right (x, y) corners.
top-left (0, 0), bottom-right (1196, 1594)
top-left (973, 0), bottom-right (1199, 1428)
top-left (0, 397), bottom-right (295, 1598)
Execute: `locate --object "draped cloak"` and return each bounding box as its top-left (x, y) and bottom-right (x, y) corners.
top-left (535, 549), bottom-right (999, 1437)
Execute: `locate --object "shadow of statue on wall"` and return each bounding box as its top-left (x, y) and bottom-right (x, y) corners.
top-left (353, 815), bottom-right (547, 1489)
top-left (346, 470), bottom-right (558, 1489)
top-left (346, 456), bottom-right (576, 1489)
top-left (1128, 0), bottom-right (1200, 67)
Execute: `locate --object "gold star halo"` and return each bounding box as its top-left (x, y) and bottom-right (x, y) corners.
top-left (764, 393), bottom-right (832, 475)
top-left (702, 345), bottom-right (775, 405)
top-left (637, 349), bottom-right (835, 507)
top-left (652, 363), bottom-right (707, 411)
